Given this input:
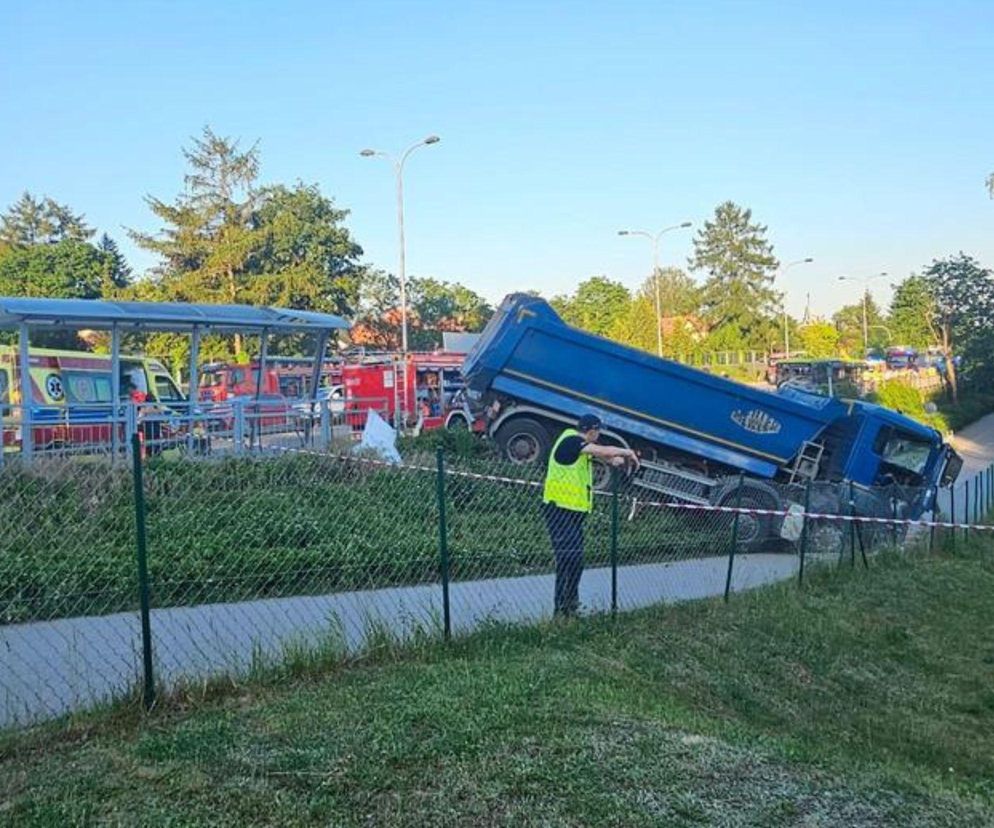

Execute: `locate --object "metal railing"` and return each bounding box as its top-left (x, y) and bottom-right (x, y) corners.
top-left (0, 397), bottom-right (390, 463)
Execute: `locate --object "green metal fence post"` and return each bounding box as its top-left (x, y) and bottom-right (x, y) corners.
top-left (974, 473), bottom-right (980, 528)
top-left (610, 468), bottom-right (619, 617)
top-left (984, 466), bottom-right (994, 513)
top-left (723, 473), bottom-right (745, 602)
top-left (130, 433), bottom-right (155, 712)
top-left (965, 478), bottom-right (971, 542)
top-left (798, 481), bottom-right (811, 587)
top-left (849, 481), bottom-right (856, 567)
top-left (435, 447), bottom-right (452, 640)
top-left (891, 496), bottom-right (898, 548)
top-left (950, 485), bottom-right (957, 553)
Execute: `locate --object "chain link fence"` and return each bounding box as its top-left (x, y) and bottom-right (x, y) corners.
top-left (0, 441), bottom-right (990, 730)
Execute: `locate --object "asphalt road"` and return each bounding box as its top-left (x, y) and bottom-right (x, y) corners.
top-left (951, 411), bottom-right (994, 479)
top-left (934, 411), bottom-right (994, 523)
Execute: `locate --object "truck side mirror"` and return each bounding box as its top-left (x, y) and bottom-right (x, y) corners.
top-left (940, 451), bottom-right (963, 488)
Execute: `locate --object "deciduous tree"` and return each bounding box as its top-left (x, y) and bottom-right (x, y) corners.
top-left (924, 253), bottom-right (994, 401)
top-left (888, 274), bottom-right (936, 350)
top-left (551, 276), bottom-right (631, 337)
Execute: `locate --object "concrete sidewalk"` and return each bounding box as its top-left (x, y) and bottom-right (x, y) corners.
top-left (0, 552), bottom-right (805, 729)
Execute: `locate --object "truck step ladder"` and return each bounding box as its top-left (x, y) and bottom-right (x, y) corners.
top-left (789, 441), bottom-right (824, 484)
top-left (630, 459), bottom-right (711, 505)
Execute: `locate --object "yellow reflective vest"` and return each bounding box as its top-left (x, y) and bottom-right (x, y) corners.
top-left (543, 428), bottom-right (593, 513)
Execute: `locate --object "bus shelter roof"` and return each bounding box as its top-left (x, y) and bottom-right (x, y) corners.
top-left (0, 297), bottom-right (350, 334)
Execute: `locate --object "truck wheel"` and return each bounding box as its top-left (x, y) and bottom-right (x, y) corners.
top-left (445, 412), bottom-right (469, 431)
top-left (496, 418), bottom-right (550, 466)
top-left (718, 488), bottom-right (778, 552)
top-left (806, 490), bottom-right (845, 556)
top-left (591, 460), bottom-right (611, 491)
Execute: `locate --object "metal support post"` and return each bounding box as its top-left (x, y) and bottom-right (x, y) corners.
top-left (110, 323), bottom-right (121, 459)
top-left (950, 485), bottom-right (957, 552)
top-left (848, 481), bottom-right (857, 566)
top-left (319, 398), bottom-right (331, 450)
top-left (252, 329), bottom-right (269, 451)
top-left (723, 473), bottom-right (745, 602)
top-left (18, 323), bottom-right (32, 463)
top-left (798, 482), bottom-right (811, 586)
top-left (965, 478), bottom-right (971, 542)
top-left (610, 468), bottom-right (619, 616)
top-left (307, 331), bottom-right (330, 449)
top-left (187, 326), bottom-right (200, 455)
top-left (435, 448), bottom-right (451, 640)
top-left (233, 399), bottom-right (244, 454)
top-left (131, 433), bottom-right (156, 711)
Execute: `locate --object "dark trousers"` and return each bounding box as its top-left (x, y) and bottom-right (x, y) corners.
top-left (543, 503), bottom-right (586, 616)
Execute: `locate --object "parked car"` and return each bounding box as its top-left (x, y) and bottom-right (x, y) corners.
top-left (292, 384), bottom-right (345, 418)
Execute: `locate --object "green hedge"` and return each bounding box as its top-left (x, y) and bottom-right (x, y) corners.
top-left (870, 380), bottom-right (994, 434)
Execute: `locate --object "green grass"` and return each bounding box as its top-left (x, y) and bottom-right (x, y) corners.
top-left (869, 381), bottom-right (994, 435)
top-left (2, 548), bottom-right (993, 826)
top-left (937, 390), bottom-right (994, 433)
top-left (0, 452), bottom-right (725, 624)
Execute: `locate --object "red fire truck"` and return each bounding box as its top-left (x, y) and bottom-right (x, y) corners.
top-left (342, 351), bottom-right (467, 430)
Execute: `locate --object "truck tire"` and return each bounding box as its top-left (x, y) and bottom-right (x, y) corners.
top-left (496, 417), bottom-right (550, 466)
top-left (717, 485), bottom-right (780, 552)
top-left (445, 411), bottom-right (469, 431)
top-left (806, 489), bottom-right (846, 556)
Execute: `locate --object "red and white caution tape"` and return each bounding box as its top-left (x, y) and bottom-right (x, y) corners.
top-left (270, 446), bottom-right (993, 533)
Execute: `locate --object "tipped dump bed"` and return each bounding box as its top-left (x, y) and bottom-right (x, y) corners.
top-left (463, 294), bottom-right (851, 477)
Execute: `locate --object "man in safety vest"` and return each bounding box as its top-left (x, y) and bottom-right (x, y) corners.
top-left (543, 414), bottom-right (639, 617)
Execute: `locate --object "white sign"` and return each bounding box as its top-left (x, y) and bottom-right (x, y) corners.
top-left (780, 502), bottom-right (805, 542)
top-left (356, 409), bottom-right (401, 464)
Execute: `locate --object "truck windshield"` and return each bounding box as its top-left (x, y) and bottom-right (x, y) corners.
top-left (154, 375), bottom-right (185, 402)
top-left (875, 428), bottom-right (932, 477)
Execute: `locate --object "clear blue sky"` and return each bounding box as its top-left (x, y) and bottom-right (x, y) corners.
top-left (2, 0), bottom-right (992, 319)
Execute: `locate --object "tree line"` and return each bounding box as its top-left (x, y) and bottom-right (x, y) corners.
top-left (0, 128), bottom-right (493, 363)
top-left (1, 127), bottom-right (991, 393)
top-left (550, 201), bottom-right (994, 395)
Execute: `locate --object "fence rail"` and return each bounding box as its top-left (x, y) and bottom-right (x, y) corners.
top-left (0, 443), bottom-right (990, 731)
top-left (0, 397), bottom-right (389, 464)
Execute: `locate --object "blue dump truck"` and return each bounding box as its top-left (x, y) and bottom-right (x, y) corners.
top-left (462, 294), bottom-right (962, 551)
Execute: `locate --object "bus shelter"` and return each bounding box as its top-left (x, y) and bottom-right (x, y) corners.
top-left (0, 297), bottom-right (350, 461)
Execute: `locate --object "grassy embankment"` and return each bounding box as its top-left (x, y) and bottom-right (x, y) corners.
top-left (2, 545), bottom-right (993, 826)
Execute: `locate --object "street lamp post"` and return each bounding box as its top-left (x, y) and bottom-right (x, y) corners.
top-left (780, 257), bottom-right (814, 358)
top-left (838, 272), bottom-right (888, 352)
top-left (617, 222), bottom-right (692, 357)
top-left (360, 135), bottom-right (441, 355)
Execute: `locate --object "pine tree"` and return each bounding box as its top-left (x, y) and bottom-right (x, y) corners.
top-left (0, 192), bottom-right (93, 246)
top-left (96, 234), bottom-right (133, 297)
top-left (688, 201), bottom-right (780, 348)
top-left (130, 127), bottom-right (264, 354)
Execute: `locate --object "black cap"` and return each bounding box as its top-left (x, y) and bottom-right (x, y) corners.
top-left (577, 414), bottom-right (602, 432)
